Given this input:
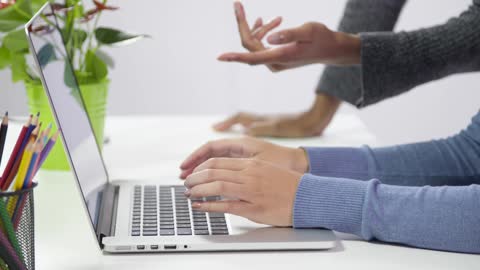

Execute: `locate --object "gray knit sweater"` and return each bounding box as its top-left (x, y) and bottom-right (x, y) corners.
top-left (318, 0), bottom-right (480, 107)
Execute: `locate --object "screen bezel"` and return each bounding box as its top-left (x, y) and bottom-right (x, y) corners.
top-left (25, 3), bottom-right (110, 250)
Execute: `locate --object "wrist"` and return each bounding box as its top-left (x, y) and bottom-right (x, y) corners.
top-left (298, 93), bottom-right (340, 133)
top-left (333, 32), bottom-right (361, 65)
top-left (291, 148), bottom-right (309, 173)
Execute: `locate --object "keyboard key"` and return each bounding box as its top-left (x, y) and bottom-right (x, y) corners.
top-left (194, 230), bottom-right (210, 235)
top-left (212, 230), bottom-right (229, 235)
top-left (209, 213), bottom-right (225, 218)
top-left (177, 228), bottom-right (192, 235)
top-left (160, 229), bottom-right (175, 236)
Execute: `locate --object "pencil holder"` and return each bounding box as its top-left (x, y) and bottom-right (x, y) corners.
top-left (0, 183), bottom-right (37, 270)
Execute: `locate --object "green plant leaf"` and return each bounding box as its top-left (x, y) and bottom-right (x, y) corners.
top-left (32, 0), bottom-right (50, 13)
top-left (2, 29), bottom-right (29, 52)
top-left (63, 28), bottom-right (87, 49)
top-left (85, 49), bottom-right (108, 80)
top-left (11, 53), bottom-right (27, 82)
top-left (0, 11), bottom-right (26, 33)
top-left (95, 27), bottom-right (149, 46)
top-left (37, 43), bottom-right (57, 67)
top-left (0, 0), bottom-right (33, 32)
top-left (95, 49), bottom-right (115, 68)
top-left (0, 45), bottom-right (12, 69)
top-left (14, 0), bottom-right (33, 16)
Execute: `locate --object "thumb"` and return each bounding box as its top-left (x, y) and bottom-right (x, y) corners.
top-left (267, 23), bottom-right (316, 45)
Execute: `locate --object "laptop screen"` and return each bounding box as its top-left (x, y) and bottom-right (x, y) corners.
top-left (26, 4), bottom-right (109, 235)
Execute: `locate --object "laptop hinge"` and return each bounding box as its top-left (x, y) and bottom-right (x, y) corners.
top-left (96, 183), bottom-right (119, 248)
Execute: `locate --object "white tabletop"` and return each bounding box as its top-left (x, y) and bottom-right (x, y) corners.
top-left (4, 114), bottom-right (479, 269)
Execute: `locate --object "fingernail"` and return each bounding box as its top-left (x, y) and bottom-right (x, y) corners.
top-left (192, 202), bottom-right (202, 208)
top-left (234, 2), bottom-right (241, 15)
top-left (184, 190), bottom-right (191, 197)
top-left (268, 33), bottom-right (284, 44)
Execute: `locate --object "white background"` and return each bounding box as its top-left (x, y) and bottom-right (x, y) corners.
top-left (1, 0), bottom-right (479, 145)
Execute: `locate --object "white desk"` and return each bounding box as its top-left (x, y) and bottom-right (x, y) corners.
top-left (4, 114), bottom-right (479, 269)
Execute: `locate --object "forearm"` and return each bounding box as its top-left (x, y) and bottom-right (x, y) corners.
top-left (294, 174), bottom-right (480, 253)
top-left (317, 0), bottom-right (407, 107)
top-left (303, 112), bottom-right (480, 186)
top-left (360, 0), bottom-right (480, 105)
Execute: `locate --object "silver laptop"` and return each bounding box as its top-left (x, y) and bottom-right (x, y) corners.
top-left (25, 3), bottom-right (336, 253)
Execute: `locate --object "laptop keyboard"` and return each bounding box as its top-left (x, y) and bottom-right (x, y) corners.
top-left (131, 185), bottom-right (229, 237)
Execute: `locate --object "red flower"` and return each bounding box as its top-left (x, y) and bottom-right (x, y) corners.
top-left (81, 1), bottom-right (119, 22)
top-left (0, 0), bottom-right (15, 9)
top-left (93, 0), bottom-right (118, 11)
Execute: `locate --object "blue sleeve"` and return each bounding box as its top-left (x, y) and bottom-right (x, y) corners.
top-left (294, 174), bottom-right (480, 253)
top-left (303, 111), bottom-right (480, 186)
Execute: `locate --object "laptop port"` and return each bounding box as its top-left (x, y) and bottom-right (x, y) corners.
top-left (164, 245), bottom-right (177, 250)
top-left (151, 245), bottom-right (159, 250)
top-left (137, 245), bottom-right (145, 250)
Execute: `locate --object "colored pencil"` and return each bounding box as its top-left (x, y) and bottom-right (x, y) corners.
top-left (27, 122), bottom-right (41, 145)
top-left (7, 143), bottom-right (34, 218)
top-left (0, 257), bottom-right (8, 270)
top-left (18, 114), bottom-right (37, 155)
top-left (13, 139), bottom-right (43, 230)
top-left (0, 112), bottom-right (8, 167)
top-left (0, 116), bottom-right (31, 190)
top-left (36, 130), bottom-right (59, 173)
top-left (13, 142), bottom-right (34, 192)
top-left (41, 123), bottom-right (52, 145)
top-left (0, 199), bottom-right (24, 265)
top-left (0, 228), bottom-right (25, 270)
top-left (22, 141), bottom-right (40, 190)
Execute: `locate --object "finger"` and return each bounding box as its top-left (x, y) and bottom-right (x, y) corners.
top-left (191, 200), bottom-right (253, 217)
top-left (180, 139), bottom-right (247, 172)
top-left (193, 157), bottom-right (250, 174)
top-left (218, 45), bottom-right (294, 65)
top-left (252, 16), bottom-right (282, 40)
top-left (212, 112), bottom-right (260, 131)
top-left (234, 1), bottom-right (252, 45)
top-left (251, 17), bottom-right (263, 32)
top-left (267, 23), bottom-right (315, 45)
top-left (185, 168), bottom-right (244, 188)
top-left (188, 181), bottom-right (250, 201)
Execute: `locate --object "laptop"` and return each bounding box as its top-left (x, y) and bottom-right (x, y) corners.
top-left (25, 3), bottom-right (337, 253)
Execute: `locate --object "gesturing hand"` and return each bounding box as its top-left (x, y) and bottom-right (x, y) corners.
top-left (184, 158), bottom-right (303, 227)
top-left (219, 2), bottom-right (361, 71)
top-left (230, 1), bottom-right (286, 72)
top-left (179, 137), bottom-right (308, 179)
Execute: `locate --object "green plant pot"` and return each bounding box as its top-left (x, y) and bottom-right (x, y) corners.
top-left (24, 79), bottom-right (109, 171)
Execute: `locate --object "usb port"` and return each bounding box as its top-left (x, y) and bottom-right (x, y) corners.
top-left (164, 245), bottom-right (177, 250)
top-left (137, 245), bottom-right (145, 250)
top-left (151, 245), bottom-right (159, 250)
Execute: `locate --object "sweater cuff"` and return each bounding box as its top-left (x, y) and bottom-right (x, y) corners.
top-left (293, 174), bottom-right (368, 236)
top-left (303, 147), bottom-right (371, 180)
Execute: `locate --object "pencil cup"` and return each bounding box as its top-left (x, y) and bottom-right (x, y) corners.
top-left (0, 183), bottom-right (37, 270)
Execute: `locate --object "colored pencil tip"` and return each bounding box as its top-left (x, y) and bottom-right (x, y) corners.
top-left (36, 112), bottom-right (40, 117)
top-left (4, 111), bottom-right (7, 116)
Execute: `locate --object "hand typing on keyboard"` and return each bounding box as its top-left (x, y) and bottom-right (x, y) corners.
top-left (180, 138), bottom-right (305, 227)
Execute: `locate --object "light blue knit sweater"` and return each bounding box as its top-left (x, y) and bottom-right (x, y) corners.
top-left (294, 112), bottom-right (480, 253)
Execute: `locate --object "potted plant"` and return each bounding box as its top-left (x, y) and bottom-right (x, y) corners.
top-left (0, 0), bottom-right (148, 170)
